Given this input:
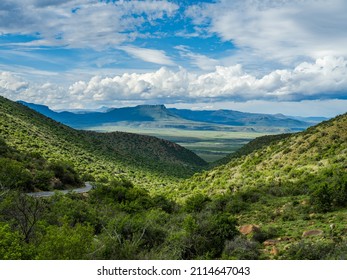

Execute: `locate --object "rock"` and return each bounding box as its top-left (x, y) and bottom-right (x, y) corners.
top-left (239, 224), bottom-right (260, 235)
top-left (309, 213), bottom-right (316, 218)
top-left (270, 246), bottom-right (279, 256)
top-left (278, 236), bottom-right (293, 242)
top-left (263, 239), bottom-right (279, 246)
top-left (302, 229), bottom-right (324, 237)
top-left (301, 200), bottom-right (309, 205)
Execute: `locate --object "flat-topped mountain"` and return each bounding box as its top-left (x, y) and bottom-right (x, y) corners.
top-left (19, 101), bottom-right (311, 131)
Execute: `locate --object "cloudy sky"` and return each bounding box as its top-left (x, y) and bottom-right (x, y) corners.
top-left (0, 0), bottom-right (347, 117)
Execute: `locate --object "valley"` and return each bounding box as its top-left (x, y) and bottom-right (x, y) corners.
top-left (19, 101), bottom-right (313, 162)
top-left (0, 95), bottom-right (346, 261)
top-left (84, 124), bottom-right (265, 162)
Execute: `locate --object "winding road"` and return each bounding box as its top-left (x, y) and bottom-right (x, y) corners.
top-left (27, 182), bottom-right (94, 198)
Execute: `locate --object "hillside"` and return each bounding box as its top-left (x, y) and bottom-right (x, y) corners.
top-left (178, 113), bottom-right (347, 259)
top-left (0, 96), bottom-right (207, 191)
top-left (185, 113), bottom-right (347, 194)
top-left (211, 133), bottom-right (293, 167)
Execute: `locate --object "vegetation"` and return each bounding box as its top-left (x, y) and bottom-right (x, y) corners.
top-left (86, 124), bottom-right (266, 162)
top-left (0, 96), bottom-right (206, 193)
top-left (0, 95), bottom-right (346, 260)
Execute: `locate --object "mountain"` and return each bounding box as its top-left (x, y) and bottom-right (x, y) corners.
top-left (291, 115), bottom-right (328, 123)
top-left (18, 102), bottom-right (182, 127)
top-left (18, 101), bottom-right (310, 131)
top-left (168, 108), bottom-right (309, 129)
top-left (1, 96), bottom-right (207, 191)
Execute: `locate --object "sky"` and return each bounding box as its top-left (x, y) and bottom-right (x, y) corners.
top-left (0, 0), bottom-right (347, 117)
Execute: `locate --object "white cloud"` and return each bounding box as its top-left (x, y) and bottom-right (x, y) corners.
top-left (186, 0), bottom-right (347, 65)
top-left (0, 71), bottom-right (71, 106)
top-left (175, 45), bottom-right (219, 71)
top-left (0, 0), bottom-right (179, 50)
top-left (0, 72), bottom-right (28, 92)
top-left (118, 46), bottom-right (176, 66)
top-left (2, 56), bottom-right (347, 110)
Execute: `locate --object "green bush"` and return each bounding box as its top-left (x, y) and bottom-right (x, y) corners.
top-left (222, 236), bottom-right (260, 260)
top-left (49, 161), bottom-right (82, 187)
top-left (179, 212), bottom-right (239, 259)
top-left (0, 158), bottom-right (33, 191)
top-left (309, 168), bottom-right (347, 212)
top-left (183, 193), bottom-right (211, 213)
top-left (99, 211), bottom-right (168, 259)
top-left (0, 223), bottom-right (23, 259)
top-left (35, 222), bottom-right (94, 260)
top-left (281, 240), bottom-right (336, 260)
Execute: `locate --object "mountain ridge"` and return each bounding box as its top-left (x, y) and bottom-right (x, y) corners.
top-left (18, 101), bottom-right (311, 131)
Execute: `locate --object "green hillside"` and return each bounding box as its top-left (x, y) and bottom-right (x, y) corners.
top-left (184, 113), bottom-right (347, 195)
top-left (0, 96), bottom-right (206, 191)
top-left (179, 113), bottom-right (347, 259)
top-left (210, 133), bottom-right (292, 167)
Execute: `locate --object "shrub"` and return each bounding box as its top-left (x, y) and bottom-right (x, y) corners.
top-left (48, 161), bottom-right (82, 187)
top-left (309, 168), bottom-right (347, 212)
top-left (252, 227), bottom-right (279, 243)
top-left (180, 212), bottom-right (239, 259)
top-left (183, 193), bottom-right (211, 213)
top-left (222, 236), bottom-right (261, 260)
top-left (0, 158), bottom-right (33, 191)
top-left (282, 240), bottom-right (336, 260)
top-left (35, 222), bottom-right (94, 260)
top-left (0, 223), bottom-right (23, 260)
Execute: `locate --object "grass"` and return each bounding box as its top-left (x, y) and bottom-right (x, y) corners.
top-left (83, 124), bottom-right (268, 162)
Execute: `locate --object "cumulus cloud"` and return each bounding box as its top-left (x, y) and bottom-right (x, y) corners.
top-left (0, 72), bottom-right (72, 107)
top-left (2, 56), bottom-right (347, 109)
top-left (186, 0), bottom-right (347, 64)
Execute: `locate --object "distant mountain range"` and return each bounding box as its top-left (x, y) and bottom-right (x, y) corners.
top-left (18, 101), bottom-right (322, 132)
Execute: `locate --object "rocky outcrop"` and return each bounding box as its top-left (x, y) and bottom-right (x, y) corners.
top-left (302, 229), bottom-right (324, 237)
top-left (239, 224), bottom-right (260, 235)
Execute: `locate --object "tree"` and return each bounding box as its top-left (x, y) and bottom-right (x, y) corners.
top-left (1, 192), bottom-right (44, 243)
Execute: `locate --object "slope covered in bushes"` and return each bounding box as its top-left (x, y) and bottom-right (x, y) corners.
top-left (0, 96), bottom-right (207, 191)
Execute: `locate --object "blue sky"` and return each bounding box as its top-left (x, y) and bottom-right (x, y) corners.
top-left (0, 0), bottom-right (347, 117)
